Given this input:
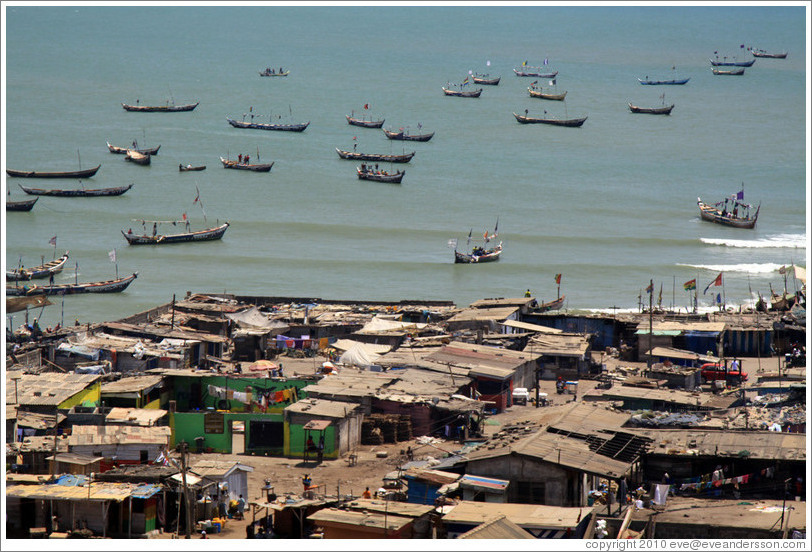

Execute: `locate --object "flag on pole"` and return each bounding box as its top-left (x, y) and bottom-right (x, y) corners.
top-left (683, 279), bottom-right (696, 291)
top-left (49, 236), bottom-right (57, 246)
top-left (645, 282), bottom-right (654, 294)
top-left (549, 79), bottom-right (556, 86)
top-left (544, 58), bottom-right (548, 65)
top-left (736, 189), bottom-right (744, 200)
top-left (658, 284), bottom-right (663, 304)
top-left (523, 60), bottom-right (527, 66)
top-left (740, 44), bottom-right (745, 48)
top-left (716, 293), bottom-right (722, 304)
top-left (555, 274), bottom-right (562, 285)
top-left (486, 60), bottom-right (491, 66)
top-left (182, 212), bottom-right (187, 220)
top-left (463, 76), bottom-right (469, 84)
top-left (703, 272), bottom-right (723, 294)
top-left (108, 249), bottom-right (117, 263)
top-left (364, 103), bottom-right (369, 110)
top-left (467, 229), bottom-right (472, 246)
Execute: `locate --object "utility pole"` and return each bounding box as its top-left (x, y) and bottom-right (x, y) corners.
top-left (180, 442), bottom-right (192, 539)
top-left (648, 279), bottom-right (653, 369)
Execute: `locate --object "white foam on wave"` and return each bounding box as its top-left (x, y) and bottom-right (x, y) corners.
top-left (677, 262), bottom-right (788, 274)
top-left (700, 233), bottom-right (807, 249)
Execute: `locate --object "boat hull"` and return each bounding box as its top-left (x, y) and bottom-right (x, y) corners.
top-left (513, 113), bottom-right (587, 127)
top-left (638, 78), bottom-right (690, 85)
top-left (536, 296), bottom-right (565, 312)
top-left (220, 157), bottom-right (274, 172)
top-left (751, 51), bottom-right (787, 59)
top-left (697, 202), bottom-right (758, 229)
top-left (454, 245), bottom-right (502, 264)
top-left (529, 88), bottom-right (567, 100)
top-left (122, 223), bottom-right (230, 245)
top-left (473, 75), bottom-right (500, 85)
top-left (513, 69), bottom-right (558, 78)
top-left (107, 142), bottom-right (161, 155)
top-left (7, 252), bottom-right (70, 281)
top-left (18, 183), bottom-right (133, 197)
top-left (125, 150), bottom-right (151, 165)
top-left (629, 103), bottom-right (674, 115)
top-left (346, 116), bottom-right (385, 128)
top-left (357, 168), bottom-right (405, 183)
top-left (383, 129), bottom-right (434, 142)
top-left (6, 164), bottom-right (101, 178)
top-left (259, 70), bottom-right (290, 76)
top-left (712, 68), bottom-right (745, 75)
top-left (709, 58), bottom-right (755, 67)
top-left (179, 165), bottom-right (207, 172)
top-left (6, 198), bottom-right (38, 211)
top-left (442, 87), bottom-right (483, 97)
top-left (336, 148), bottom-right (414, 163)
top-left (6, 273), bottom-right (138, 296)
top-left (122, 102), bottom-right (199, 112)
top-left (226, 117), bottom-right (309, 132)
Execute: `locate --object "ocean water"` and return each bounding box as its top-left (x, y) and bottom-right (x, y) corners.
top-left (3, 5), bottom-right (809, 329)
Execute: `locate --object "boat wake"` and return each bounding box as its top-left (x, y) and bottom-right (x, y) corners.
top-left (700, 233), bottom-right (806, 249)
top-left (677, 262), bottom-right (788, 274)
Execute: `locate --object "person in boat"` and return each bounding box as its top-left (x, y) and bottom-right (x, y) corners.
top-left (245, 154), bottom-right (250, 164)
top-left (128, 228), bottom-right (133, 235)
top-left (732, 205), bottom-right (738, 217)
top-left (179, 163), bottom-right (183, 170)
top-left (238, 154), bottom-right (243, 163)
top-left (280, 67), bottom-right (283, 73)
top-left (525, 289), bottom-right (532, 297)
top-left (152, 222), bottom-right (157, 237)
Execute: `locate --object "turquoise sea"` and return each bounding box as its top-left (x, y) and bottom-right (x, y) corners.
top-left (3, 4), bottom-right (809, 330)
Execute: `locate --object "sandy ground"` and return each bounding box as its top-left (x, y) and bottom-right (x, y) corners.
top-left (155, 353), bottom-right (785, 539)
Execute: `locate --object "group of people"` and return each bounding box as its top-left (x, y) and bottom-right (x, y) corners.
top-left (237, 154), bottom-right (251, 164)
top-left (264, 66), bottom-right (284, 74)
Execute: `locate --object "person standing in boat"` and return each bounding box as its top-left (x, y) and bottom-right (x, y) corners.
top-left (152, 222), bottom-right (157, 237)
top-left (238, 154), bottom-right (243, 163)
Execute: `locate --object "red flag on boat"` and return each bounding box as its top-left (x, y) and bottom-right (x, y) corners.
top-left (703, 272), bottom-right (723, 294)
top-left (364, 104), bottom-right (369, 110)
top-left (182, 212), bottom-right (187, 220)
top-left (49, 236), bottom-right (57, 246)
top-left (555, 274), bottom-right (562, 285)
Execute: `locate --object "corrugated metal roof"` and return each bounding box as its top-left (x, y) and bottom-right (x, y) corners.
top-left (447, 306), bottom-right (519, 323)
top-left (458, 515), bottom-right (535, 539)
top-left (442, 501), bottom-right (591, 529)
top-left (426, 341), bottom-right (534, 372)
top-left (502, 319), bottom-right (563, 334)
top-left (189, 460), bottom-right (254, 478)
top-left (68, 425), bottom-right (171, 446)
top-left (585, 386), bottom-right (738, 409)
top-left (630, 429), bottom-right (806, 461)
top-left (105, 407), bottom-right (168, 426)
top-left (307, 508), bottom-right (413, 531)
top-left (101, 375), bottom-right (164, 394)
top-left (525, 333), bottom-right (590, 357)
top-left (285, 399), bottom-right (361, 419)
top-left (347, 499), bottom-right (434, 518)
top-left (459, 474), bottom-right (509, 491)
top-left (6, 481), bottom-right (148, 502)
top-left (469, 297), bottom-right (534, 309)
top-left (7, 373), bottom-right (100, 407)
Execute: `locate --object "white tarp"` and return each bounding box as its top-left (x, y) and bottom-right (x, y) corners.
top-left (356, 315), bottom-right (425, 334)
top-left (339, 342), bottom-right (381, 367)
top-left (226, 306), bottom-right (290, 332)
top-left (331, 339), bottom-right (391, 355)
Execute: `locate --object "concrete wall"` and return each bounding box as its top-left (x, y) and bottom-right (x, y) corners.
top-left (58, 382), bottom-right (101, 410)
top-left (467, 455), bottom-right (584, 506)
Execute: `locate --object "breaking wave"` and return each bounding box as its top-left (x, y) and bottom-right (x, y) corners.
top-left (700, 233), bottom-right (807, 249)
top-left (676, 262), bottom-right (788, 274)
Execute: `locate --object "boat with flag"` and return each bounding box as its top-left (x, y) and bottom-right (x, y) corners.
top-left (697, 187), bottom-right (760, 229)
top-left (220, 155), bottom-right (274, 172)
top-left (472, 73), bottom-right (500, 85)
top-left (750, 48), bottom-right (787, 59)
top-left (259, 67), bottom-right (289, 76)
top-left (709, 47), bottom-right (755, 66)
top-left (442, 77), bottom-right (483, 97)
top-left (528, 79), bottom-right (567, 101)
top-left (513, 59), bottom-right (557, 78)
top-left (347, 105), bottom-right (384, 128)
top-left (513, 109), bottom-right (587, 127)
top-left (122, 222), bottom-right (230, 245)
top-left (227, 115), bottom-right (309, 132)
top-left (107, 141), bottom-right (161, 155)
top-left (451, 221), bottom-right (502, 264)
top-left (7, 251), bottom-right (70, 281)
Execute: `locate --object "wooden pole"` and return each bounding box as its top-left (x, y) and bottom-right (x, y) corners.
top-left (648, 279), bottom-right (653, 369)
top-left (180, 442), bottom-right (192, 538)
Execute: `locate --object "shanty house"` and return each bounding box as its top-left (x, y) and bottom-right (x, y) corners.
top-left (100, 375), bottom-right (165, 409)
top-left (6, 371), bottom-right (101, 415)
top-left (188, 459), bottom-right (254, 502)
top-left (523, 332), bottom-right (593, 379)
top-left (67, 425), bottom-right (171, 469)
top-left (283, 399), bottom-right (363, 459)
top-left (440, 500), bottom-right (594, 539)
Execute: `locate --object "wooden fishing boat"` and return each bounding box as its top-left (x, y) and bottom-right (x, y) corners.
top-left (383, 128), bottom-right (434, 142)
top-left (6, 294), bottom-right (52, 314)
top-left (226, 117), bottom-right (309, 132)
top-left (6, 164), bottom-right (101, 178)
top-left (638, 77), bottom-right (690, 85)
top-left (709, 58), bottom-right (755, 67)
top-left (628, 103), bottom-right (674, 115)
top-left (528, 87), bottom-right (567, 101)
top-left (442, 86), bottom-right (483, 98)
top-left (259, 68), bottom-right (289, 76)
top-left (750, 49), bottom-right (787, 59)
top-left (455, 242), bottom-right (502, 264)
top-left (220, 157), bottom-right (273, 172)
top-left (335, 148), bottom-right (414, 163)
top-left (125, 150), bottom-right (151, 165)
top-left (7, 252), bottom-right (70, 281)
top-left (535, 295), bottom-right (565, 312)
top-left (697, 195), bottom-right (760, 229)
top-left (122, 222), bottom-right (230, 245)
top-left (346, 115), bottom-right (385, 128)
top-left (712, 67), bottom-right (745, 75)
top-left (18, 183), bottom-right (134, 197)
top-left (6, 198), bottom-right (38, 212)
top-left (513, 68), bottom-right (558, 78)
top-left (121, 101), bottom-right (199, 112)
top-left (472, 73), bottom-right (500, 85)
top-left (6, 272), bottom-right (138, 296)
top-left (179, 164), bottom-right (207, 171)
top-left (107, 142), bottom-right (161, 155)
top-left (513, 112), bottom-right (587, 127)
top-left (356, 165), bottom-right (405, 184)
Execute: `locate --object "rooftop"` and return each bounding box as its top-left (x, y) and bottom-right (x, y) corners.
top-left (442, 500), bottom-right (592, 529)
top-left (6, 373), bottom-right (100, 407)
